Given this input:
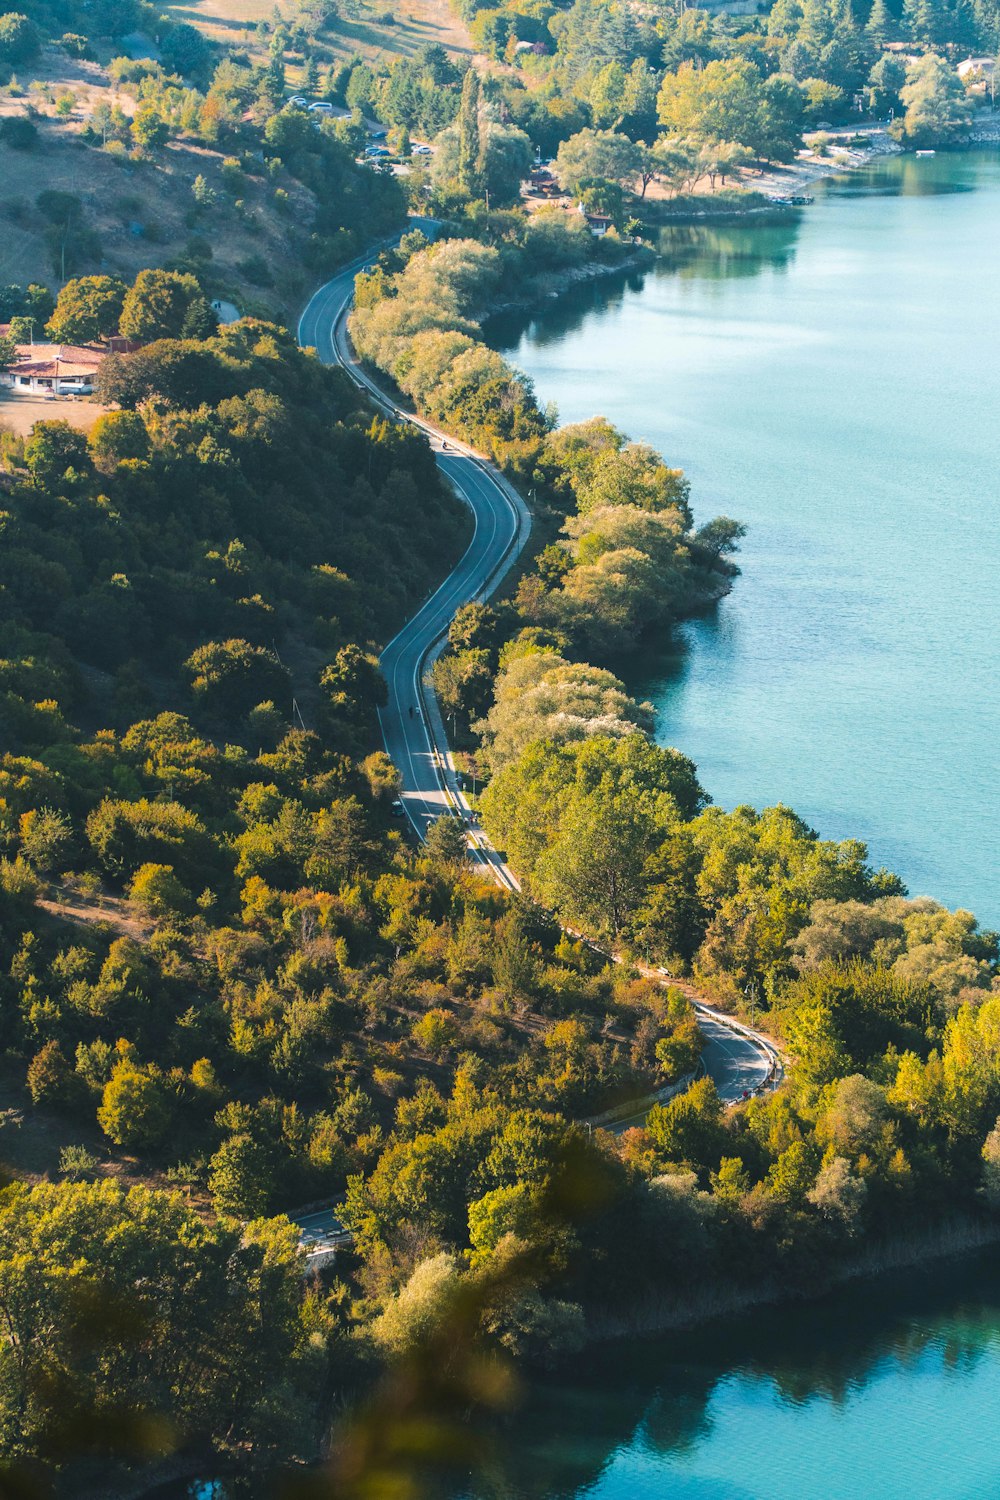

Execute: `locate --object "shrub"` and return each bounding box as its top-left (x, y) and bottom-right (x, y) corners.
top-left (0, 116), bottom-right (37, 149)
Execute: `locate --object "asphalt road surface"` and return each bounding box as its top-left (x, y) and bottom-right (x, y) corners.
top-left (697, 1009), bottom-right (774, 1099)
top-left (298, 243), bottom-right (529, 889)
top-left (297, 237), bottom-right (779, 1106)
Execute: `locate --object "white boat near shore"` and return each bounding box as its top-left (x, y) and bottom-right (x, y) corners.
top-left (916, 149), bottom-right (936, 156)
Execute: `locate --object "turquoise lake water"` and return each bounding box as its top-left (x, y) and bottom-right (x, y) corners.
top-left (427, 1252), bottom-right (1000, 1500)
top-left (490, 151), bottom-right (1000, 927)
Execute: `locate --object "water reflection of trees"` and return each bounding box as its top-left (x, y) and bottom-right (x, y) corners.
top-left (423, 1254), bottom-right (1000, 1500)
top-left (655, 221), bottom-right (801, 282)
top-left (486, 272), bottom-right (649, 353)
top-left (822, 156), bottom-right (979, 199)
top-left (487, 218), bottom-right (801, 354)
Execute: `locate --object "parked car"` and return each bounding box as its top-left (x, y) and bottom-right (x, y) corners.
top-left (308, 101), bottom-right (334, 113)
top-left (287, 96), bottom-right (308, 108)
top-left (390, 799), bottom-right (405, 818)
top-left (411, 143), bottom-right (432, 156)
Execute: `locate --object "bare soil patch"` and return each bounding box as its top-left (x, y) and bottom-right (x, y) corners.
top-left (35, 887), bottom-right (152, 943)
top-left (0, 391), bottom-right (110, 438)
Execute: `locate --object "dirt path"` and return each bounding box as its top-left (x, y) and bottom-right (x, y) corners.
top-left (35, 889), bottom-right (151, 943)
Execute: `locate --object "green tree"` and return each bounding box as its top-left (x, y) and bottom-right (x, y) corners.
top-left (127, 862), bottom-right (193, 918)
top-left (119, 269), bottom-right (202, 341)
top-left (866, 54), bottom-right (907, 115)
top-left (412, 1007), bottom-right (459, 1055)
top-left (555, 128), bottom-right (643, 196)
top-left (892, 53), bottom-right (972, 143)
top-left (192, 172), bottom-right (217, 208)
top-left (98, 1059), bottom-right (173, 1149)
top-left (866, 0), bottom-right (895, 41)
top-left (27, 1040), bottom-right (75, 1107)
top-left (46, 275), bottom-right (127, 343)
top-left (807, 1154), bottom-right (867, 1230)
top-left (208, 1132), bottom-right (275, 1217)
top-left (0, 1180), bottom-right (306, 1462)
top-left (90, 409), bottom-right (151, 466)
top-left (0, 11), bottom-right (40, 66)
top-left (320, 643), bottom-right (387, 726)
top-left (423, 815), bottom-right (469, 866)
top-left (710, 1155), bottom-right (752, 1202)
top-left (693, 516), bottom-right (748, 562)
top-left (186, 638), bottom-right (290, 719)
top-left (18, 806), bottom-right (73, 872)
top-left (130, 105), bottom-right (169, 150)
top-left (86, 798), bottom-right (212, 884)
top-left (767, 1137), bottom-right (820, 1204)
top-left (372, 1252), bottom-right (460, 1354)
top-left (647, 1077), bottom-right (724, 1167)
top-left (458, 66), bottom-right (482, 197)
top-left (24, 421), bottom-right (91, 487)
top-left (658, 57), bottom-right (803, 161)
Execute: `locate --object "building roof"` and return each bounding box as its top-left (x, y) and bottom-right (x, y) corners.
top-left (13, 359), bottom-right (99, 379)
top-left (4, 341), bottom-right (105, 378)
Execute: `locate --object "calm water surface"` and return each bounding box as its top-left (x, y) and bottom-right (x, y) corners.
top-left (428, 1253), bottom-right (1000, 1500)
top-left (491, 152), bottom-right (1000, 925)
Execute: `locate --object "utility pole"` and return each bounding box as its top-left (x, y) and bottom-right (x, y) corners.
top-left (745, 977), bottom-right (760, 1027)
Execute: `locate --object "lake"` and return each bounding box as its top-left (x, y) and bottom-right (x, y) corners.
top-left (160, 1250), bottom-right (1000, 1500)
top-left (424, 1251), bottom-right (1000, 1500)
top-left (490, 151), bottom-right (1000, 927)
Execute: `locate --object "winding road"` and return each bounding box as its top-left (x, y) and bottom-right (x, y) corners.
top-left (297, 235), bottom-right (780, 1107)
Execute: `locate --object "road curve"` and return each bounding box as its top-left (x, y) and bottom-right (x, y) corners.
top-left (298, 246), bottom-right (529, 892)
top-left (297, 240), bottom-right (780, 1105)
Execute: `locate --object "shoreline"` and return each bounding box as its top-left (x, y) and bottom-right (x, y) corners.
top-left (643, 116), bottom-right (1000, 225)
top-left (750, 123), bottom-right (902, 198)
top-left (485, 121), bottom-right (1000, 318)
top-left (585, 1214), bottom-right (1000, 1345)
top-left (482, 244), bottom-right (654, 319)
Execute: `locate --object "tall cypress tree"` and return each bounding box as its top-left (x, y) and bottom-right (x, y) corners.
top-left (800, 0), bottom-right (836, 49)
top-left (458, 68), bottom-right (482, 198)
top-left (866, 0), bottom-right (895, 44)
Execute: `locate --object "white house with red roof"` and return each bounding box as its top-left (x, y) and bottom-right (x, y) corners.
top-left (0, 326), bottom-right (114, 396)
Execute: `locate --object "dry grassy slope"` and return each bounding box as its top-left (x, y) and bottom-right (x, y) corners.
top-left (0, 49), bottom-right (319, 317)
top-left (165, 0), bottom-right (473, 75)
top-left (0, 0), bottom-right (475, 313)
